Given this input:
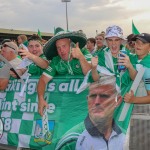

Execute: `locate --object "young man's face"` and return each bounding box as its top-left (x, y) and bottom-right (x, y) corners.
top-left (106, 37), bottom-right (122, 57)
top-left (95, 35), bottom-right (104, 48)
top-left (28, 40), bottom-right (43, 56)
top-left (134, 39), bottom-right (150, 59)
top-left (56, 38), bottom-right (70, 61)
top-left (87, 84), bottom-right (117, 125)
top-left (86, 40), bottom-right (94, 52)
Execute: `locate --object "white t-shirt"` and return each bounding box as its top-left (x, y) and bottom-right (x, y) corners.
top-left (0, 57), bottom-right (21, 79)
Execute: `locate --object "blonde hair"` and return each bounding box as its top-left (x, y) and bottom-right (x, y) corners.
top-left (95, 33), bottom-right (105, 39)
top-left (18, 35), bottom-right (27, 42)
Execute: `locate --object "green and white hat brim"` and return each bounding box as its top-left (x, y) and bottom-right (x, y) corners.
top-left (43, 31), bottom-right (87, 60)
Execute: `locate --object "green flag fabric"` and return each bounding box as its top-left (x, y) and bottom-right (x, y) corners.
top-left (132, 20), bottom-right (140, 35)
top-left (38, 29), bottom-right (42, 38)
top-left (0, 74), bottom-right (128, 149)
top-left (0, 75), bottom-right (88, 149)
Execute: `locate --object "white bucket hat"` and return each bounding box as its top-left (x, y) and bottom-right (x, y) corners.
top-left (105, 25), bottom-right (124, 39)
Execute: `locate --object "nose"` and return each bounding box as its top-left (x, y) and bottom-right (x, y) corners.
top-left (112, 40), bottom-right (116, 45)
top-left (94, 95), bottom-right (101, 104)
top-left (59, 48), bottom-right (66, 54)
top-left (32, 46), bottom-right (37, 50)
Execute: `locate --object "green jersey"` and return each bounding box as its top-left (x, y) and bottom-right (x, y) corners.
top-left (93, 45), bottom-right (106, 56)
top-left (28, 54), bottom-right (47, 76)
top-left (43, 49), bottom-right (92, 78)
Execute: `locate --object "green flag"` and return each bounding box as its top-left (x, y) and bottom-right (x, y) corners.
top-left (38, 29), bottom-right (42, 38)
top-left (54, 27), bottom-right (56, 34)
top-left (132, 20), bottom-right (140, 34)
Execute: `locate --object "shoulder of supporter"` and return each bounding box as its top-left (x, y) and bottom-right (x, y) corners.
top-left (9, 57), bottom-right (22, 66)
top-left (50, 56), bottom-right (61, 65)
top-left (39, 53), bottom-right (49, 61)
top-left (55, 122), bottom-right (85, 150)
top-left (81, 48), bottom-right (92, 61)
top-left (0, 65), bottom-right (10, 78)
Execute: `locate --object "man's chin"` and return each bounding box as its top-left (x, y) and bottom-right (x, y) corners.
top-left (92, 116), bottom-right (108, 127)
top-left (91, 113), bottom-right (105, 120)
top-left (111, 49), bottom-right (118, 54)
top-left (61, 57), bottom-right (68, 61)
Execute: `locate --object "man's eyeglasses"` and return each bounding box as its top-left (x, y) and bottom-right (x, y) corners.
top-left (128, 41), bottom-right (135, 46)
top-left (1, 44), bottom-right (15, 51)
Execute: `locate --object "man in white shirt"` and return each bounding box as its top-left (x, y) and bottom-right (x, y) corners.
top-left (0, 41), bottom-right (21, 90)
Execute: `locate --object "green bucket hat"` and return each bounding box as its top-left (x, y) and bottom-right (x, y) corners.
top-left (43, 27), bottom-right (87, 60)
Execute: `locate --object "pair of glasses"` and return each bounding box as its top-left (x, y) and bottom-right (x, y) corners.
top-left (2, 44), bottom-right (15, 51)
top-left (128, 41), bottom-right (135, 46)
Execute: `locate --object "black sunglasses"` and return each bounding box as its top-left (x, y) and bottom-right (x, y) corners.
top-left (128, 41), bottom-right (135, 46)
top-left (2, 44), bottom-right (16, 51)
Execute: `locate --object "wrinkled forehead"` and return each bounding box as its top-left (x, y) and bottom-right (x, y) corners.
top-left (56, 38), bottom-right (70, 45)
top-left (96, 35), bottom-right (104, 39)
top-left (106, 37), bottom-right (122, 40)
top-left (28, 40), bottom-right (42, 46)
top-left (89, 84), bottom-right (116, 94)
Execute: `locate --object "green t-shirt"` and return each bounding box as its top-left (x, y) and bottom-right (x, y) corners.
top-left (28, 54), bottom-right (47, 76)
top-left (93, 45), bottom-right (106, 56)
top-left (43, 48), bottom-right (92, 78)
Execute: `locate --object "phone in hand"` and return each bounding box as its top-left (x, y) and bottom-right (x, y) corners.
top-left (118, 50), bottom-right (127, 71)
top-left (70, 42), bottom-right (76, 49)
top-left (19, 44), bottom-right (28, 51)
top-left (18, 44), bottom-right (28, 57)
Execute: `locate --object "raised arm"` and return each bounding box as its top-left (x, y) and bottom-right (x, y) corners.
top-left (37, 74), bottom-right (52, 116)
top-left (0, 66), bottom-right (10, 90)
top-left (29, 54), bottom-right (48, 69)
top-left (118, 53), bottom-right (137, 80)
top-left (18, 48), bottom-right (49, 69)
top-left (91, 56), bottom-right (100, 81)
top-left (71, 43), bottom-right (91, 75)
top-left (124, 90), bottom-right (150, 104)
top-left (0, 79), bottom-right (9, 90)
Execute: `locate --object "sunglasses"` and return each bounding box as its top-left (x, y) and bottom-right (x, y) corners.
top-left (2, 44), bottom-right (15, 51)
top-left (128, 41), bottom-right (135, 46)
